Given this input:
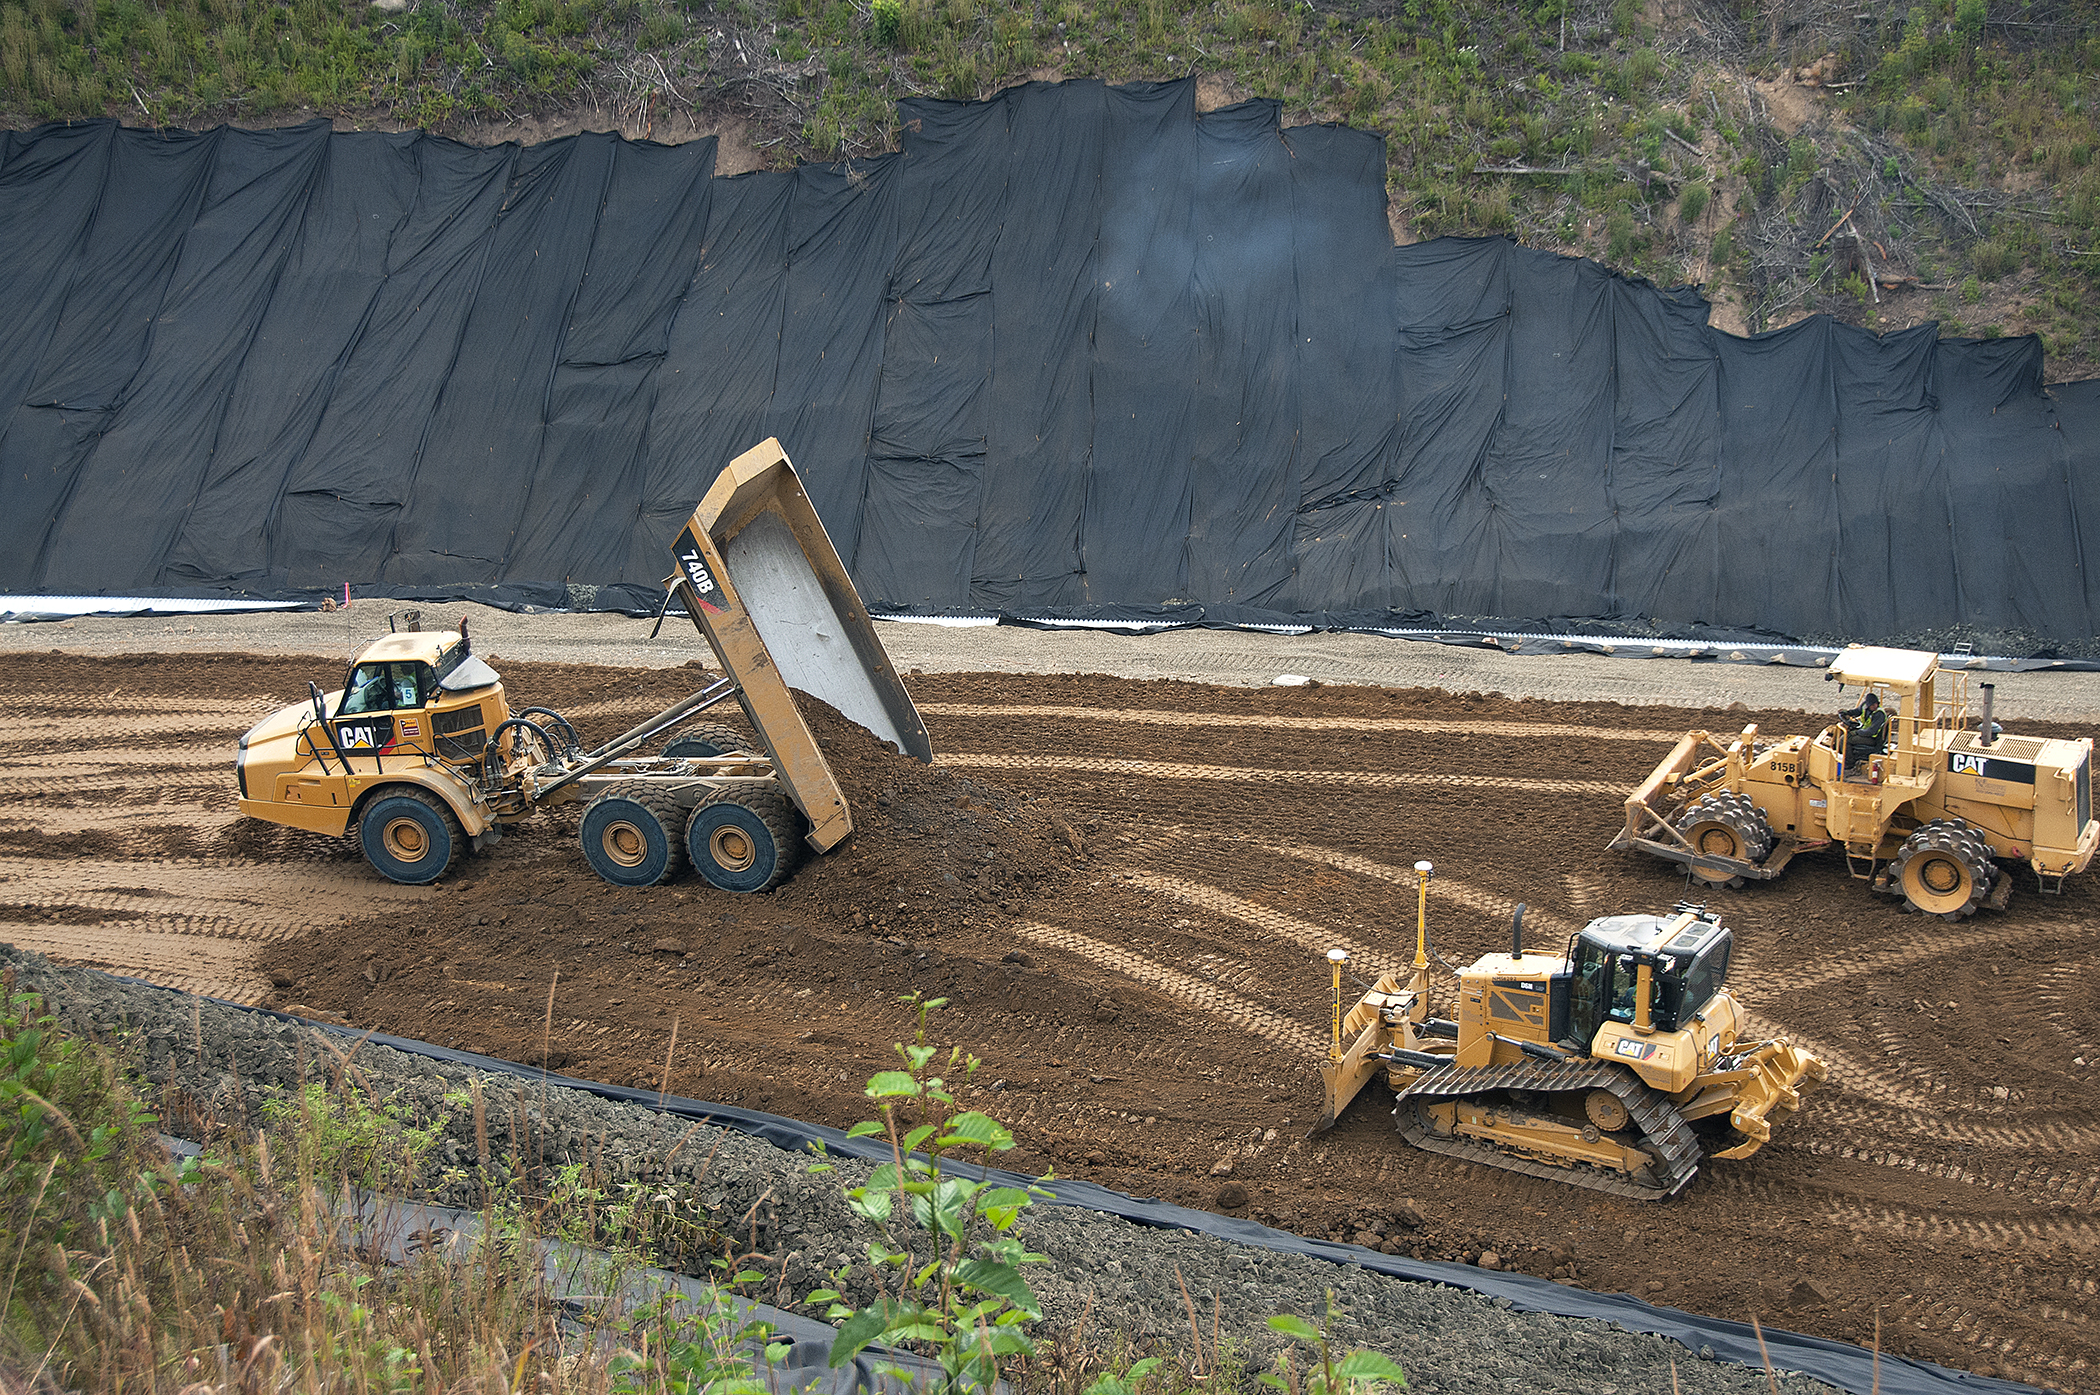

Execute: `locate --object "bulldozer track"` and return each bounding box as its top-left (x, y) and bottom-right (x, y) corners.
top-left (1008, 919), bottom-right (1321, 1052)
top-left (1395, 1059), bottom-right (1704, 1199)
top-left (919, 702), bottom-right (1683, 744)
top-left (935, 752), bottom-right (1632, 797)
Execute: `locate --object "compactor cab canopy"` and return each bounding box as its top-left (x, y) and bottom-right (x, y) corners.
top-left (1826, 644), bottom-right (1940, 731)
top-left (1565, 909), bottom-right (1733, 1049)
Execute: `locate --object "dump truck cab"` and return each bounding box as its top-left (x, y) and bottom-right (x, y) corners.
top-left (326, 630), bottom-right (510, 769)
top-left (235, 623), bottom-right (514, 867)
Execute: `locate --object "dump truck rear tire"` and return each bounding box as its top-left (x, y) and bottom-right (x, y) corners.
top-left (580, 782), bottom-right (688, 888)
top-left (686, 788), bottom-right (801, 893)
top-left (1893, 822), bottom-right (1993, 920)
top-left (358, 787), bottom-right (464, 886)
top-left (663, 723), bottom-right (750, 759)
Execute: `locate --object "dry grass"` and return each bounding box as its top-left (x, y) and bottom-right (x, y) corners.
top-left (0, 975), bottom-right (776, 1394)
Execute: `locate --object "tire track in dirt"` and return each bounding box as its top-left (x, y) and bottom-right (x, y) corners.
top-left (0, 856), bottom-right (433, 1002)
top-left (1260, 843), bottom-right (1583, 941)
top-left (1008, 920), bottom-right (1321, 1052)
top-left (1754, 921), bottom-right (2064, 995)
top-left (937, 751), bottom-right (1632, 797)
top-left (920, 702), bottom-right (1684, 744)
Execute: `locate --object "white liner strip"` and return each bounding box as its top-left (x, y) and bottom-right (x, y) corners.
top-left (1, 594), bottom-right (304, 619)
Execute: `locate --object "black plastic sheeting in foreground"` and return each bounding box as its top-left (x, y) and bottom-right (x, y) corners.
top-left (2, 90), bottom-right (2097, 644)
top-left (117, 974), bottom-right (2034, 1395)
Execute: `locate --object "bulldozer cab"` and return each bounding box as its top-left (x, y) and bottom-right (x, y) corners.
top-left (1564, 910), bottom-right (1732, 1051)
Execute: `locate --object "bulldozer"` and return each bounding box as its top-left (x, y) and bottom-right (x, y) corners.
top-left (1312, 864), bottom-right (1824, 1199)
top-left (234, 438), bottom-right (929, 890)
top-left (1610, 644), bottom-right (2097, 919)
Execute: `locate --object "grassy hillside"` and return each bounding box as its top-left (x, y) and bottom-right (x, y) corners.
top-left (3, 0), bottom-right (2096, 377)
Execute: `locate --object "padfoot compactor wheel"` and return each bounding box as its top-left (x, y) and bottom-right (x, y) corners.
top-left (1892, 819), bottom-right (1995, 920)
top-left (1672, 793), bottom-right (1774, 887)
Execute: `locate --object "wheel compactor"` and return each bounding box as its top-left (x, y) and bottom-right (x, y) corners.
top-left (1610, 644), bottom-right (2096, 919)
top-left (1312, 865), bottom-right (1824, 1199)
top-left (233, 438), bottom-right (930, 890)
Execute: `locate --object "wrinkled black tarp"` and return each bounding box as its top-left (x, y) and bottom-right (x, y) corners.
top-left (2, 85), bottom-right (2095, 642)
top-left (118, 972), bottom-right (2039, 1395)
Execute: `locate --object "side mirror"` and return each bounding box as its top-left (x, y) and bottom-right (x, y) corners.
top-left (309, 681), bottom-right (327, 724)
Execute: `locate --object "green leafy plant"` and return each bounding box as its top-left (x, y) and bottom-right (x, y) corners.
top-left (1261, 1293), bottom-right (1408, 1395)
top-left (1678, 181), bottom-right (1708, 224)
top-left (810, 994), bottom-right (1048, 1394)
top-left (611, 1284), bottom-right (789, 1394)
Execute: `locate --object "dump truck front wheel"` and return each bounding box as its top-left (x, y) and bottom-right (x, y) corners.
top-left (358, 788), bottom-right (463, 886)
top-left (686, 789), bottom-right (801, 893)
top-left (1893, 822), bottom-right (1994, 920)
top-left (580, 783), bottom-right (688, 888)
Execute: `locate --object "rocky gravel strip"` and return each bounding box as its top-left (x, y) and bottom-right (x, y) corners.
top-left (1, 946), bottom-right (1874, 1395)
top-left (12, 604), bottom-right (2100, 721)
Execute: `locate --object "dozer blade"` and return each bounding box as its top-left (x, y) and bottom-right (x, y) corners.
top-left (1709, 1039), bottom-right (1829, 1161)
top-left (1310, 973), bottom-right (1418, 1135)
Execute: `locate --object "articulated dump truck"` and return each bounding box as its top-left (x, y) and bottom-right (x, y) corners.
top-left (1313, 866), bottom-right (1824, 1200)
top-left (234, 439), bottom-right (930, 891)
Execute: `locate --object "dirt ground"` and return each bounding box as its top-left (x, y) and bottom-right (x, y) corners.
top-left (2, 637), bottom-right (2096, 1391)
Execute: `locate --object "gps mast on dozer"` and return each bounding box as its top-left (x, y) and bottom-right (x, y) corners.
top-left (1312, 863), bottom-right (1824, 1199)
top-left (233, 439), bottom-right (930, 891)
top-left (1610, 645), bottom-right (2097, 919)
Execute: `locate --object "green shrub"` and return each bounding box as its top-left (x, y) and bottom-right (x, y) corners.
top-left (873, 0), bottom-right (903, 45)
top-left (1606, 207), bottom-right (1634, 260)
top-left (1961, 274), bottom-right (1984, 303)
top-left (1678, 181), bottom-right (1708, 223)
top-left (1478, 184), bottom-right (1514, 231)
top-left (1973, 239), bottom-right (2018, 281)
top-left (638, 8), bottom-right (684, 48)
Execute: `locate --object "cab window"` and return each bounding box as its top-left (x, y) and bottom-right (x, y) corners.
top-left (338, 661), bottom-right (433, 715)
top-left (1677, 940), bottom-right (1730, 1018)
